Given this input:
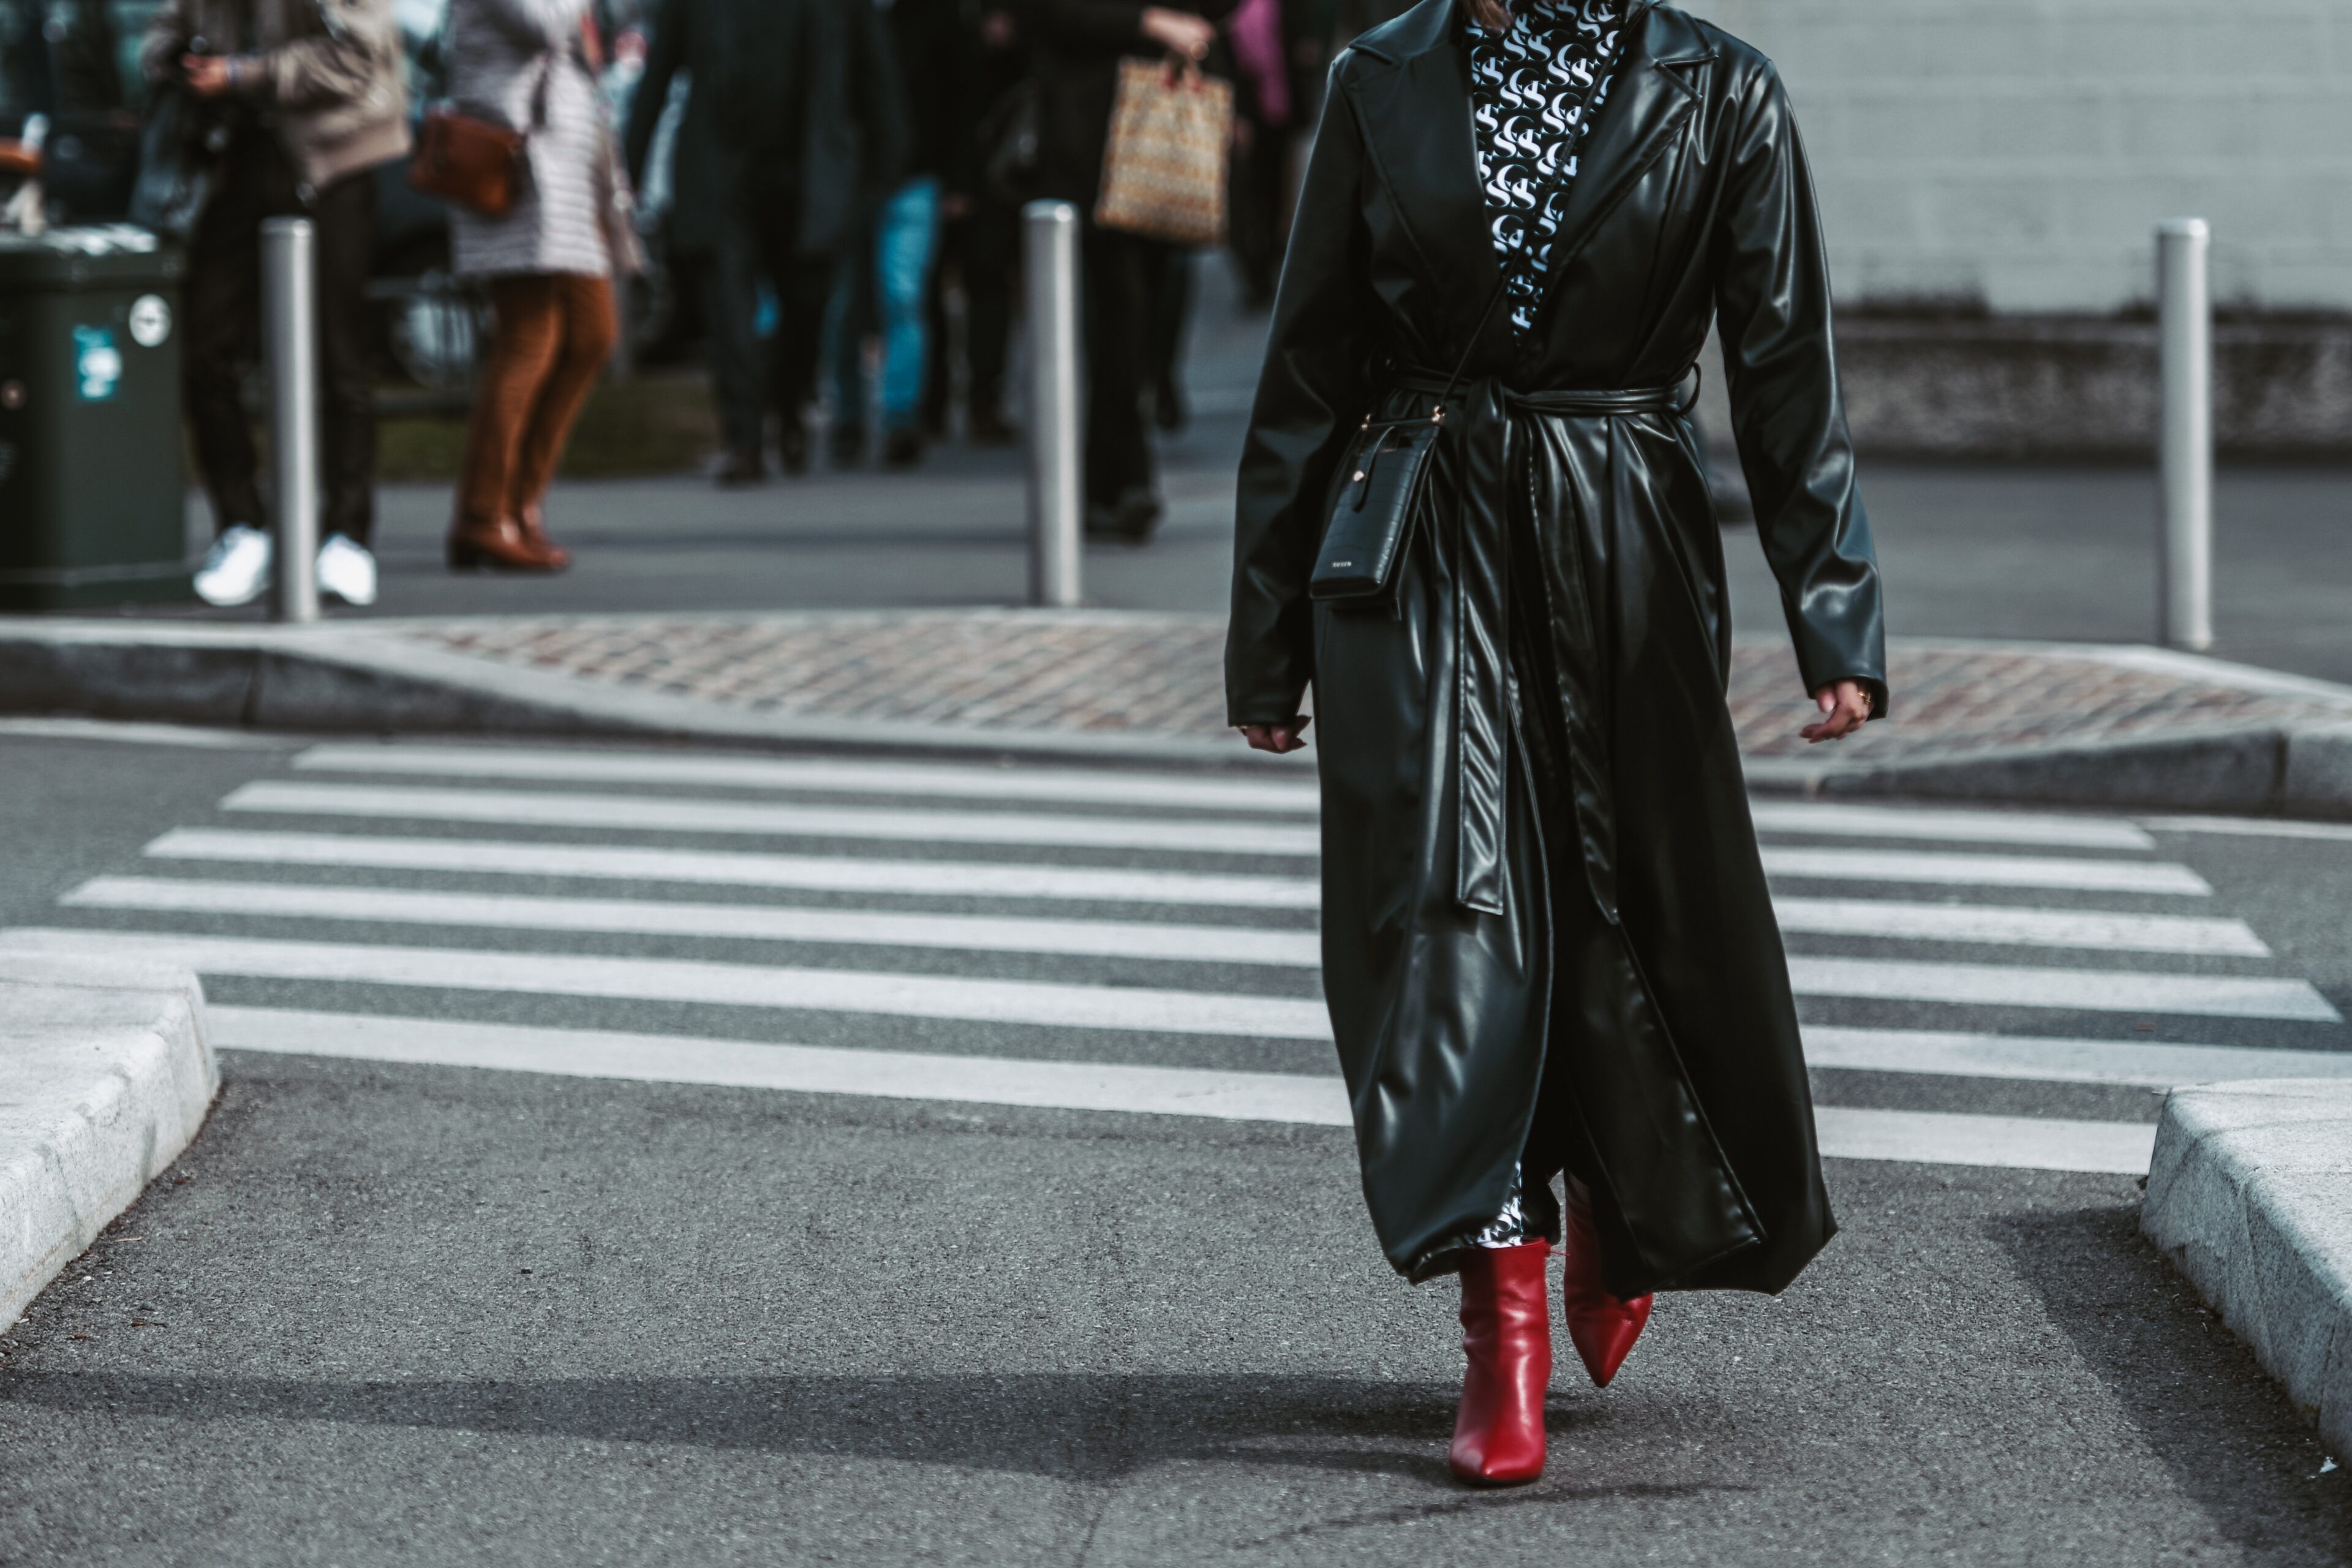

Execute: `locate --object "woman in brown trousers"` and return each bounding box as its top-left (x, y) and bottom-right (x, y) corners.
top-left (445, 0), bottom-right (631, 570)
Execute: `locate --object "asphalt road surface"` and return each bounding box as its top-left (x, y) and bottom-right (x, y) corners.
top-left (1, 721), bottom-right (2348, 1565)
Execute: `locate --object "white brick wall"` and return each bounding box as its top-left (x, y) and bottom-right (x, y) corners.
top-left (1694, 1), bottom-right (2352, 312)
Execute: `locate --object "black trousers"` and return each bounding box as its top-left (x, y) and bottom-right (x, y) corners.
top-left (1080, 222), bottom-right (1169, 510)
top-left (709, 178), bottom-right (836, 458)
top-left (923, 195), bottom-right (1019, 432)
top-left (183, 135), bottom-right (377, 543)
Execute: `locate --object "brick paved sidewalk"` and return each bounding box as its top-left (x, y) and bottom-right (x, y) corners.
top-left (415, 609), bottom-right (2352, 764)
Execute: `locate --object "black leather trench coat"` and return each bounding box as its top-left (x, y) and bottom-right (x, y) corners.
top-left (1226, 0), bottom-right (1887, 1295)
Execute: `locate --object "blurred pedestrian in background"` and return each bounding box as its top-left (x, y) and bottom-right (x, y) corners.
top-left (920, 0), bottom-right (1025, 447)
top-left (826, 0), bottom-right (960, 470)
top-left (442, 0), bottom-right (633, 572)
top-left (1021, 0), bottom-right (1232, 542)
top-left (619, 0), bottom-right (726, 393)
top-left (1221, 0), bottom-right (1289, 311)
top-left (143, 0), bottom-right (409, 608)
top-left (630, 0), bottom-right (905, 484)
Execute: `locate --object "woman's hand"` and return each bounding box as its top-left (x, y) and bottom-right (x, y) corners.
top-left (1239, 717), bottom-right (1311, 754)
top-left (1141, 6), bottom-right (1216, 60)
top-left (1800, 679), bottom-right (1872, 744)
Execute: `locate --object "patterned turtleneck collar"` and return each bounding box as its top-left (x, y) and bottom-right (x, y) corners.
top-left (1468, 0), bottom-right (1626, 334)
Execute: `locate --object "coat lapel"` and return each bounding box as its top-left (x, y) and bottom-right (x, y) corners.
top-left (1539, 6), bottom-right (1710, 293)
top-left (1343, 0), bottom-right (1506, 355)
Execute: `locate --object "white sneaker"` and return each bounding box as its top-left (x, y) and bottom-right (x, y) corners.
top-left (192, 524), bottom-right (273, 607)
top-left (315, 533), bottom-right (378, 606)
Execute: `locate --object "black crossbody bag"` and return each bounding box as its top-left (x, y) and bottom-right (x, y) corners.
top-left (1308, 279), bottom-right (1506, 606)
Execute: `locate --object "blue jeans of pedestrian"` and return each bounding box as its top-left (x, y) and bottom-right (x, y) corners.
top-left (827, 176), bottom-right (943, 435)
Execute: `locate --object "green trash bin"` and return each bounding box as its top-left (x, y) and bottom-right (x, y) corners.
top-left (0, 224), bottom-right (189, 609)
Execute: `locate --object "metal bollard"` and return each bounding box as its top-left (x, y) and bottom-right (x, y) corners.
top-left (263, 217), bottom-right (320, 624)
top-left (1022, 200), bottom-right (1083, 608)
top-left (2157, 217), bottom-right (2212, 652)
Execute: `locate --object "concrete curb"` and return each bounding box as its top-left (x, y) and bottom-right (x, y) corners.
top-left (0, 619), bottom-right (1311, 773)
top-left (9, 617), bottom-right (2352, 804)
top-left (0, 952), bottom-right (217, 1327)
top-left (2142, 1080), bottom-right (2352, 1460)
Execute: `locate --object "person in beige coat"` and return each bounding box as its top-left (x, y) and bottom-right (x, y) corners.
top-left (141, 0), bottom-right (409, 608)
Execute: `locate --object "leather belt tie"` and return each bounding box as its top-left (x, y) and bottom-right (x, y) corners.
top-left (1391, 370), bottom-right (1698, 915)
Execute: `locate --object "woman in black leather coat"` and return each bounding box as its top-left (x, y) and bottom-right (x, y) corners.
top-left (1224, 0), bottom-right (1887, 1486)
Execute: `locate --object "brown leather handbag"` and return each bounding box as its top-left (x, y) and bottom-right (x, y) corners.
top-left (407, 104), bottom-right (528, 216)
top-left (407, 51), bottom-right (556, 217)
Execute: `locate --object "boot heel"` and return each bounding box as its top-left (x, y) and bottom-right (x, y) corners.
top-left (447, 539), bottom-right (481, 570)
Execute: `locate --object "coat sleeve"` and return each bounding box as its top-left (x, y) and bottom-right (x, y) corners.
top-left (249, 0), bottom-right (406, 111)
top-left (622, 0), bottom-right (684, 186)
top-left (1021, 0), bottom-right (1149, 52)
top-left (1710, 60), bottom-right (1888, 717)
top-left (1224, 62), bottom-right (1372, 726)
top-left (138, 0), bottom-right (191, 85)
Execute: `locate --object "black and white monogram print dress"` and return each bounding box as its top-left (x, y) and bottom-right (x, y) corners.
top-left (1468, 0), bottom-right (1624, 335)
top-left (1465, 0), bottom-right (1623, 1252)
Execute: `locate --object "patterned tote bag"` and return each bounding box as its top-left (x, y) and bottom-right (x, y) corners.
top-left (1095, 58), bottom-right (1234, 247)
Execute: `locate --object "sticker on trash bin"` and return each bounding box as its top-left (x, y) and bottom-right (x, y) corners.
top-left (72, 326), bottom-right (122, 400)
top-left (128, 295), bottom-right (172, 348)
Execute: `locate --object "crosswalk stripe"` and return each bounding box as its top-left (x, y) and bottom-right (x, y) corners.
top-left (2141, 815), bottom-right (2352, 845)
top-left (205, 1006), bottom-right (2157, 1174)
top-left (61, 877), bottom-right (1322, 967)
top-left (23, 914), bottom-right (2330, 1029)
top-left (293, 745), bottom-right (1324, 815)
top-left (0, 929), bottom-right (1337, 1039)
top-left (1811, 1106), bottom-right (2153, 1175)
top-left (1800, 1025), bottom-right (2352, 1087)
top-left (1785, 956), bottom-right (2340, 1022)
top-left (143, 829), bottom-right (1324, 908)
top-left (1773, 897), bottom-right (2267, 956)
top-left (78, 868), bottom-right (2260, 964)
top-left (1761, 846), bottom-right (2211, 895)
top-left (1749, 802), bottom-right (2154, 851)
top-left (222, 782), bottom-right (1325, 857)
top-left (208, 1008), bottom-right (1355, 1124)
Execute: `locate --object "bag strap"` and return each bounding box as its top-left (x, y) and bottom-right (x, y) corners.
top-left (1430, 276), bottom-right (1508, 415)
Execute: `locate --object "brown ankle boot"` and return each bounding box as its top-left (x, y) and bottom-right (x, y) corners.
top-left (514, 504), bottom-right (573, 569)
top-left (447, 516), bottom-right (564, 572)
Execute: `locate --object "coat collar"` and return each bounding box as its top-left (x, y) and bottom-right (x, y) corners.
top-left (1344, 1), bottom-right (1715, 352)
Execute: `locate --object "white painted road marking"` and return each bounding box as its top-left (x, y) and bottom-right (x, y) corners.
top-left (1811, 1106), bottom-right (2154, 1176)
top-left (1773, 897), bottom-right (2268, 957)
top-left (1749, 802), bottom-right (2155, 851)
top-left (222, 782), bottom-right (1324, 857)
top-left (0, 929), bottom-right (1336, 1039)
top-left (63, 876), bottom-right (1322, 967)
top-left (208, 1008), bottom-right (2160, 1174)
top-left (1761, 846), bottom-right (2211, 895)
top-left (2141, 815), bottom-right (2352, 845)
top-left (143, 829), bottom-right (1324, 908)
top-left (293, 745), bottom-right (1324, 814)
top-left (1800, 1026), bottom-right (2352, 1087)
top-left (1784, 956), bottom-right (2339, 1022)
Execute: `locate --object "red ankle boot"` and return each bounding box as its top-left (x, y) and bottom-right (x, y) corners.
top-left (1450, 1240), bottom-right (1551, 1485)
top-left (1560, 1183), bottom-right (1652, 1388)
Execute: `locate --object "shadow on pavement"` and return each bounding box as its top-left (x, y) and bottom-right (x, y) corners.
top-left (1990, 1201), bottom-right (2352, 1558)
top-left (0, 1371), bottom-right (1490, 1482)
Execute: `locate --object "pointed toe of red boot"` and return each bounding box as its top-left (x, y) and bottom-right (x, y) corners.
top-left (1563, 1291), bottom-right (1652, 1389)
top-left (1560, 1182), bottom-right (1653, 1389)
top-left (1449, 1241), bottom-right (1551, 1486)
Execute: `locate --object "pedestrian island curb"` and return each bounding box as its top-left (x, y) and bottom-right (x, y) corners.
top-left (10, 610), bottom-right (2352, 812)
top-left (2143, 1080), bottom-right (2352, 1461)
top-left (0, 952), bottom-right (216, 1328)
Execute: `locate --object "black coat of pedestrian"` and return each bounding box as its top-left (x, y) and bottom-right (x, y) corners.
top-left (620, 0), bottom-right (725, 254)
top-left (627, 0), bottom-right (908, 258)
top-left (1227, 0), bottom-right (1887, 1297)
